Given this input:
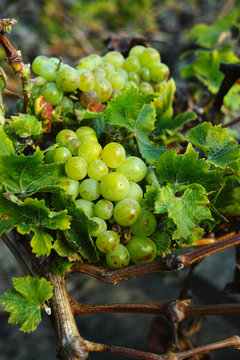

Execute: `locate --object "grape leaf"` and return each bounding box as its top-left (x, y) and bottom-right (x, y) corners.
top-left (0, 191), bottom-right (71, 256)
top-left (153, 183), bottom-right (213, 242)
top-left (156, 112), bottom-right (197, 134)
top-left (0, 147), bottom-right (64, 195)
top-left (186, 122), bottom-right (240, 168)
top-left (52, 192), bottom-right (99, 262)
top-left (75, 108), bottom-right (104, 122)
top-left (151, 228), bottom-right (172, 256)
top-left (5, 114), bottom-right (43, 138)
top-left (52, 256), bottom-right (78, 275)
top-left (156, 144), bottom-right (221, 192)
top-left (0, 128), bottom-right (14, 155)
top-left (0, 276), bottom-right (53, 333)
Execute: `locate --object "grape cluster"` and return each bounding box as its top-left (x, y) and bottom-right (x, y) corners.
top-left (31, 46), bottom-right (169, 112)
top-left (46, 126), bottom-right (158, 269)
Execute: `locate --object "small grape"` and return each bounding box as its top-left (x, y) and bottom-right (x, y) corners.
top-left (139, 48), bottom-right (161, 69)
top-left (117, 156), bottom-right (147, 182)
top-left (61, 96), bottom-right (74, 115)
top-left (139, 82), bottom-right (153, 93)
top-left (53, 147), bottom-right (72, 163)
top-left (129, 45), bottom-right (146, 58)
top-left (125, 81), bottom-right (139, 90)
top-left (103, 51), bottom-right (124, 69)
top-left (40, 82), bottom-right (63, 106)
top-left (57, 177), bottom-right (79, 198)
top-left (96, 230), bottom-right (120, 253)
top-left (100, 172), bottom-right (129, 201)
top-left (76, 126), bottom-right (97, 142)
top-left (123, 56), bottom-right (140, 73)
top-left (101, 142), bottom-right (126, 168)
top-left (56, 65), bottom-right (80, 92)
top-left (95, 199), bottom-right (114, 220)
top-left (125, 182), bottom-right (143, 203)
top-left (32, 55), bottom-right (49, 75)
top-left (44, 149), bottom-right (54, 164)
top-left (38, 63), bottom-right (57, 82)
top-left (138, 67), bottom-right (150, 82)
top-left (128, 72), bottom-right (140, 84)
top-left (126, 236), bottom-right (156, 265)
top-left (88, 159), bottom-right (108, 181)
top-left (113, 198), bottom-right (141, 226)
top-left (56, 129), bottom-right (78, 147)
top-left (116, 68), bottom-right (128, 81)
top-left (100, 62), bottom-right (115, 76)
top-left (150, 63), bottom-right (170, 82)
top-left (93, 67), bottom-right (106, 81)
top-left (79, 179), bottom-right (100, 201)
top-left (88, 54), bottom-right (102, 67)
top-left (75, 199), bottom-right (95, 217)
top-left (79, 70), bottom-right (95, 92)
top-left (65, 156), bottom-right (88, 180)
top-left (65, 138), bottom-right (81, 155)
top-left (78, 141), bottom-right (102, 163)
top-left (31, 85), bottom-right (42, 99)
top-left (80, 91), bottom-right (99, 108)
top-left (78, 57), bottom-right (95, 72)
top-left (107, 72), bottom-right (126, 91)
top-left (130, 208), bottom-right (157, 236)
top-left (106, 244), bottom-right (130, 269)
top-left (94, 79), bottom-right (112, 103)
top-left (91, 217), bottom-right (107, 237)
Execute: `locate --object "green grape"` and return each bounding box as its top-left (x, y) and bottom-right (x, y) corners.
top-left (94, 79), bottom-right (112, 103)
top-left (78, 57), bottom-right (95, 72)
top-left (110, 89), bottom-right (120, 100)
top-left (100, 172), bottom-right (129, 201)
top-left (125, 81), bottom-right (139, 90)
top-left (88, 159), bottom-right (108, 181)
top-left (126, 236), bottom-right (156, 265)
top-left (88, 54), bottom-right (102, 67)
top-left (125, 181), bottom-right (143, 203)
top-left (80, 134), bottom-right (98, 143)
top-left (80, 90), bottom-right (99, 108)
top-left (95, 199), bottom-right (114, 220)
top-left (139, 48), bottom-right (161, 69)
top-left (123, 56), bottom-right (140, 73)
top-left (100, 62), bottom-right (115, 76)
top-left (91, 217), bottom-right (107, 237)
top-left (117, 156), bottom-right (147, 182)
top-left (130, 208), bottom-right (157, 236)
top-left (53, 147), bottom-right (72, 163)
top-left (150, 63), bottom-right (170, 82)
top-left (113, 198), bottom-right (141, 226)
top-left (32, 55), bottom-right (49, 75)
top-left (75, 199), bottom-right (95, 217)
top-left (65, 138), bottom-right (81, 155)
top-left (78, 141), bottom-right (102, 163)
top-left (30, 85), bottom-right (42, 99)
top-left (79, 70), bottom-right (95, 92)
top-left (96, 230), bottom-right (120, 253)
top-left (107, 72), bottom-right (126, 91)
top-left (129, 45), bottom-right (146, 58)
top-left (38, 63), bottom-right (57, 82)
top-left (103, 51), bottom-right (124, 69)
top-left (116, 68), bottom-right (128, 81)
top-left (76, 126), bottom-right (97, 142)
top-left (93, 67), bottom-right (106, 81)
top-left (49, 57), bottom-right (61, 67)
top-left (102, 142), bottom-right (126, 168)
top-left (56, 65), bottom-right (80, 92)
top-left (40, 82), bottom-right (63, 106)
top-left (57, 177), bottom-right (79, 198)
top-left (61, 96), bottom-right (74, 115)
top-left (79, 179), bottom-right (100, 201)
top-left (44, 149), bottom-right (54, 164)
top-left (106, 244), bottom-right (130, 269)
top-left (128, 72), bottom-right (140, 84)
top-left (138, 67), bottom-right (150, 82)
top-left (139, 82), bottom-right (153, 93)
top-left (65, 156), bottom-right (88, 180)
top-left (56, 129), bottom-right (78, 147)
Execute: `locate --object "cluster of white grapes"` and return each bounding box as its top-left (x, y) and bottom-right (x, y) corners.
top-left (45, 126), bottom-right (158, 269)
top-left (31, 45), bottom-right (169, 113)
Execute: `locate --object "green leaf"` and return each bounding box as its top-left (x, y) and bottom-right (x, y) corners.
top-left (0, 128), bottom-right (14, 155)
top-left (0, 276), bottom-right (53, 333)
top-left (0, 192), bottom-right (71, 256)
top-left (75, 109), bottom-right (104, 122)
top-left (156, 144), bottom-right (221, 192)
top-left (52, 256), bottom-right (77, 275)
top-left (151, 228), bottom-right (171, 256)
top-left (224, 83), bottom-right (240, 111)
top-left (158, 111), bottom-right (197, 132)
top-left (186, 122), bottom-right (240, 168)
top-left (5, 114), bottom-right (43, 138)
top-left (0, 147), bottom-right (64, 195)
top-left (154, 184), bottom-right (213, 242)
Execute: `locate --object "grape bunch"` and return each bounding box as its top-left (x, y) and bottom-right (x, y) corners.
top-left (30, 45), bottom-right (169, 114)
top-left (46, 126), bottom-right (158, 269)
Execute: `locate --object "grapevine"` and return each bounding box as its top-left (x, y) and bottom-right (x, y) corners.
top-left (0, 14), bottom-right (240, 360)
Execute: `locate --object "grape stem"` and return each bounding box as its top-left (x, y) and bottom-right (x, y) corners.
top-left (69, 233), bottom-right (240, 283)
top-left (222, 116), bottom-right (240, 129)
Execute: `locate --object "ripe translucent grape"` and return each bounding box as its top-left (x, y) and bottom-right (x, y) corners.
top-left (88, 54), bottom-right (102, 67)
top-left (87, 159), bottom-right (108, 181)
top-left (117, 156), bottom-right (147, 182)
top-left (116, 68), bottom-right (128, 81)
top-left (53, 147), bottom-right (71, 163)
top-left (128, 72), bottom-right (140, 84)
top-left (56, 65), bottom-right (80, 92)
top-left (93, 67), bottom-right (106, 81)
top-left (65, 138), bottom-right (81, 155)
top-left (56, 129), bottom-right (78, 147)
top-left (139, 82), bottom-right (153, 93)
top-left (78, 141), bottom-right (102, 163)
top-left (80, 91), bottom-right (99, 108)
top-left (96, 230), bottom-right (120, 253)
top-left (102, 142), bottom-right (126, 168)
top-left (94, 79), bottom-right (112, 103)
top-left (125, 182), bottom-right (143, 203)
top-left (139, 48), bottom-right (161, 69)
top-left (64, 156), bottom-right (88, 180)
top-left (126, 236), bottom-right (157, 265)
top-left (40, 82), bottom-right (63, 106)
top-left (75, 199), bottom-right (95, 218)
top-left (130, 208), bottom-right (157, 236)
top-left (32, 55), bottom-right (49, 75)
top-left (100, 172), bottom-right (129, 201)
top-left (91, 217), bottom-right (107, 237)
top-left (57, 177), bottom-right (79, 198)
top-left (138, 67), bottom-right (150, 82)
top-left (129, 45), bottom-right (146, 58)
top-left (78, 57), bottom-right (95, 72)
top-left (123, 56), bottom-right (140, 73)
top-left (106, 244), bottom-right (130, 269)
top-left (61, 96), bottom-right (74, 115)
top-left (103, 51), bottom-right (124, 69)
top-left (113, 198), bottom-right (141, 226)
top-left (100, 62), bottom-right (115, 76)
top-left (79, 70), bottom-right (95, 92)
top-left (150, 63), bottom-right (170, 82)
top-left (95, 199), bottom-right (114, 220)
top-left (79, 179), bottom-right (100, 201)
top-left (107, 72), bottom-right (126, 91)
top-left (44, 149), bottom-right (54, 164)
top-left (38, 63), bottom-right (57, 82)
top-left (76, 126), bottom-right (96, 142)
